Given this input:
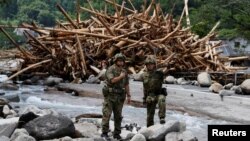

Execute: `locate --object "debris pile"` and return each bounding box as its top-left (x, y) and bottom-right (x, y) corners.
top-left (1, 0), bottom-right (248, 80)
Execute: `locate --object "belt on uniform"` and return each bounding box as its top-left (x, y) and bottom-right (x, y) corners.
top-left (108, 87), bottom-right (125, 94)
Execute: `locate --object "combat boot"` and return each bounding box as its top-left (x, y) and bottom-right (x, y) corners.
top-left (101, 132), bottom-right (111, 141)
top-left (160, 118), bottom-right (165, 124)
top-left (113, 134), bottom-right (122, 140)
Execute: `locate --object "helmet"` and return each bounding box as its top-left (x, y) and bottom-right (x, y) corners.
top-left (145, 55), bottom-right (156, 64)
top-left (113, 53), bottom-right (126, 62)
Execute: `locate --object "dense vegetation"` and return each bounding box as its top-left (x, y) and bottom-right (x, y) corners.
top-left (0, 0), bottom-right (249, 48)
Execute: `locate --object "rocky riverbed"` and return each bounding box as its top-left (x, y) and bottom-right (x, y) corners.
top-left (1, 80), bottom-right (243, 141)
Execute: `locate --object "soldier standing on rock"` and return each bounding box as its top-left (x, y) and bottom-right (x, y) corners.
top-left (142, 55), bottom-right (168, 127)
top-left (101, 53), bottom-right (131, 140)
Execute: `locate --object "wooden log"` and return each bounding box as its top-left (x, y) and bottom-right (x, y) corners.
top-left (76, 34), bottom-right (87, 75)
top-left (6, 59), bottom-right (52, 81)
top-left (25, 31), bottom-right (51, 53)
top-left (228, 56), bottom-right (249, 61)
top-left (0, 27), bottom-right (36, 60)
top-left (56, 4), bottom-right (79, 29)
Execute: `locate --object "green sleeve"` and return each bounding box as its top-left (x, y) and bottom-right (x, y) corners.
top-left (105, 66), bottom-right (114, 83)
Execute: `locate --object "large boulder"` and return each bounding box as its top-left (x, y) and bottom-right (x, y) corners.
top-left (139, 120), bottom-right (182, 141)
top-left (164, 76), bottom-right (175, 84)
top-left (24, 115), bottom-right (75, 140)
top-left (197, 72), bottom-right (212, 87)
top-left (17, 112), bottom-right (39, 128)
top-left (240, 79), bottom-right (250, 95)
top-left (209, 83), bottom-right (223, 93)
top-left (74, 122), bottom-right (99, 138)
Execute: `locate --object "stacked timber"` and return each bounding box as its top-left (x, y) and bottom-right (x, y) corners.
top-left (0, 0), bottom-right (248, 81)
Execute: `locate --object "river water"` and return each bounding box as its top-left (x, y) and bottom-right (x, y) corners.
top-left (3, 84), bottom-right (232, 141)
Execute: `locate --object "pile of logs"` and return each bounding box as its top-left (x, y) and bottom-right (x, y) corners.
top-left (1, 0), bottom-right (248, 81)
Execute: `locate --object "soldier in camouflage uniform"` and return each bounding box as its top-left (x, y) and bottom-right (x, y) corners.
top-left (142, 55), bottom-right (167, 127)
top-left (101, 53), bottom-right (131, 140)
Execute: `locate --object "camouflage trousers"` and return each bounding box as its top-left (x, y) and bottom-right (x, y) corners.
top-left (102, 94), bottom-right (125, 135)
top-left (146, 94), bottom-right (166, 127)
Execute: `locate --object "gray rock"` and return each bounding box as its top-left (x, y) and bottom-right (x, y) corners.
top-left (190, 81), bottom-right (199, 86)
top-left (11, 134), bottom-right (36, 141)
top-left (230, 85), bottom-right (242, 94)
top-left (240, 79), bottom-right (250, 95)
top-left (10, 128), bottom-right (36, 141)
top-left (223, 83), bottom-right (234, 90)
top-left (120, 129), bottom-right (134, 140)
top-left (3, 105), bottom-right (17, 118)
top-left (177, 78), bottom-right (185, 85)
top-left (0, 98), bottom-right (9, 106)
top-left (209, 83), bottom-right (223, 93)
top-left (148, 120), bottom-right (181, 141)
top-left (74, 122), bottom-right (99, 138)
top-left (130, 133), bottom-right (146, 141)
top-left (165, 132), bottom-right (179, 141)
top-left (179, 122), bottom-right (186, 132)
top-left (219, 90), bottom-right (235, 96)
top-left (0, 117), bottom-right (18, 137)
top-left (0, 136), bottom-right (10, 141)
top-left (0, 83), bottom-right (19, 90)
top-left (139, 120), bottom-right (181, 141)
top-left (165, 76), bottom-right (175, 84)
top-left (197, 72), bottom-right (212, 87)
top-left (138, 126), bottom-right (155, 139)
top-left (24, 115), bottom-right (75, 140)
top-left (44, 76), bottom-right (63, 86)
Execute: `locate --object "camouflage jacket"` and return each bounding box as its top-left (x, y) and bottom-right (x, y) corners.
top-left (142, 70), bottom-right (164, 98)
top-left (105, 64), bottom-right (129, 89)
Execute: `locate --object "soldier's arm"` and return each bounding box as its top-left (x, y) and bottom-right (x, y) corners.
top-left (125, 84), bottom-right (130, 97)
top-left (106, 67), bottom-right (125, 84)
top-left (111, 71), bottom-right (126, 84)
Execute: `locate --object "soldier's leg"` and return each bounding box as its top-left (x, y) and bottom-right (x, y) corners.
top-left (157, 95), bottom-right (166, 120)
top-left (146, 96), bottom-right (157, 127)
top-left (102, 98), bottom-right (113, 133)
top-left (113, 97), bottom-right (125, 135)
